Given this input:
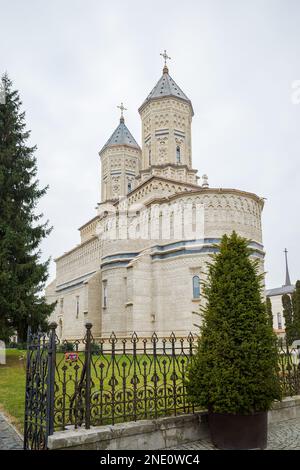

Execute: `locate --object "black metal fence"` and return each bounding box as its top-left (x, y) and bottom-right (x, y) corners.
top-left (277, 338), bottom-right (300, 398)
top-left (24, 327), bottom-right (56, 450)
top-left (24, 322), bottom-right (300, 450)
top-left (24, 322), bottom-right (196, 449)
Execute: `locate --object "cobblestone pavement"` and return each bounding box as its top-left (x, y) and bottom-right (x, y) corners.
top-left (170, 417), bottom-right (300, 450)
top-left (0, 412), bottom-right (23, 450)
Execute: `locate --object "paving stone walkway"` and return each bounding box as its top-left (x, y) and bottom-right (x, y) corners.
top-left (0, 412), bottom-right (23, 450)
top-left (170, 417), bottom-right (300, 450)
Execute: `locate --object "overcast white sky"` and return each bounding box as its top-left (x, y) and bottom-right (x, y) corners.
top-left (1, 0), bottom-right (299, 288)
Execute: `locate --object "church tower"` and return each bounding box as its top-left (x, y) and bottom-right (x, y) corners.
top-left (99, 103), bottom-right (141, 202)
top-left (138, 50), bottom-right (198, 185)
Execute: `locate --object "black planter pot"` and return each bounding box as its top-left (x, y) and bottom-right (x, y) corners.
top-left (208, 411), bottom-right (268, 449)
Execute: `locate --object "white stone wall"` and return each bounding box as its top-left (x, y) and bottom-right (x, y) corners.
top-left (101, 265), bottom-right (129, 337)
top-left (79, 216), bottom-right (100, 243)
top-left (54, 284), bottom-right (87, 340)
top-left (46, 272), bottom-right (102, 341)
top-left (151, 255), bottom-right (206, 336)
top-left (55, 237), bottom-right (101, 286)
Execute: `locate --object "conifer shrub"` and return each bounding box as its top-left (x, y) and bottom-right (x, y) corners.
top-left (187, 232), bottom-right (281, 414)
top-left (58, 341), bottom-right (75, 353)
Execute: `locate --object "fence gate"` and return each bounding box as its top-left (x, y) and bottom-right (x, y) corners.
top-left (23, 324), bottom-right (56, 450)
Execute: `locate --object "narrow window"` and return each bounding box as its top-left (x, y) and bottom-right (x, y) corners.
top-left (193, 275), bottom-right (200, 299)
top-left (103, 281), bottom-right (108, 308)
top-left (59, 319), bottom-right (63, 338)
top-left (76, 296), bottom-right (79, 319)
top-left (170, 211), bottom-right (174, 239)
top-left (148, 211), bottom-right (151, 240)
top-left (192, 203), bottom-right (196, 234)
top-left (176, 146), bottom-right (181, 164)
top-left (127, 181), bottom-right (132, 194)
top-left (136, 223), bottom-right (140, 238)
top-left (159, 211), bottom-right (163, 239)
top-left (124, 277), bottom-right (128, 303)
top-left (149, 149), bottom-right (151, 165)
top-left (277, 312), bottom-right (282, 329)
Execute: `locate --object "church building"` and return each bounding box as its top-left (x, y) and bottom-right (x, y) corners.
top-left (46, 52), bottom-right (265, 341)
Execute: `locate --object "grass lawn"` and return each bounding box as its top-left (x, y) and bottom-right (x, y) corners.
top-left (0, 349), bottom-right (26, 432)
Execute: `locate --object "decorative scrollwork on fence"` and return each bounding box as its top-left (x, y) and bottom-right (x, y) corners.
top-left (24, 324), bottom-right (57, 450)
top-left (277, 338), bottom-right (300, 397)
top-left (25, 323), bottom-right (300, 450)
top-left (50, 327), bottom-right (197, 430)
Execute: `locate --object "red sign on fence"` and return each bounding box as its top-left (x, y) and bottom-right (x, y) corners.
top-left (64, 352), bottom-right (79, 362)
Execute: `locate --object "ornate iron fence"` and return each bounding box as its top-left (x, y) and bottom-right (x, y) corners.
top-left (24, 326), bottom-right (56, 450)
top-left (24, 322), bottom-right (300, 450)
top-left (53, 324), bottom-right (196, 430)
top-left (277, 339), bottom-right (300, 397)
top-left (24, 322), bottom-right (196, 449)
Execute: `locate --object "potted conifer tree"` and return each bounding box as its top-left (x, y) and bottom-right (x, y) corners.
top-left (187, 232), bottom-right (281, 449)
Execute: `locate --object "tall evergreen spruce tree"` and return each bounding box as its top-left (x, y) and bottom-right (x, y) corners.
top-left (282, 293), bottom-right (294, 344)
top-left (0, 74), bottom-right (54, 342)
top-left (187, 232), bottom-right (281, 414)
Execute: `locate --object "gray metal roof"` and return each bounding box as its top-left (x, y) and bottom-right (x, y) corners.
top-left (266, 285), bottom-right (295, 297)
top-left (100, 118), bottom-right (140, 154)
top-left (139, 67), bottom-right (193, 113)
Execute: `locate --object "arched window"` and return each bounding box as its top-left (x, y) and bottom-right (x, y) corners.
top-left (193, 275), bottom-right (200, 299)
top-left (127, 181), bottom-right (132, 194)
top-left (176, 146), bottom-right (181, 164)
top-left (76, 296), bottom-right (80, 319)
top-left (103, 281), bottom-right (108, 308)
top-left (149, 149), bottom-right (152, 165)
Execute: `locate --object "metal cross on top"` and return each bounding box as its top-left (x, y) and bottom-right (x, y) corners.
top-left (117, 102), bottom-right (127, 120)
top-left (160, 49), bottom-right (171, 66)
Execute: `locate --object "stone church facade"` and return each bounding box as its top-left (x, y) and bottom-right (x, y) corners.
top-left (46, 58), bottom-right (265, 341)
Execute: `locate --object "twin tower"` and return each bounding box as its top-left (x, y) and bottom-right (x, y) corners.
top-left (99, 56), bottom-right (199, 203)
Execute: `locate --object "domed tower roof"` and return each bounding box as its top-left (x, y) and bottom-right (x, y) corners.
top-left (100, 107), bottom-right (140, 155)
top-left (139, 52), bottom-right (194, 115)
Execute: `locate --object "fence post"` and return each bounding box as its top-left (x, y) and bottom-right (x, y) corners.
top-left (23, 326), bottom-right (31, 450)
top-left (46, 322), bottom-right (57, 438)
top-left (84, 322), bottom-right (93, 429)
